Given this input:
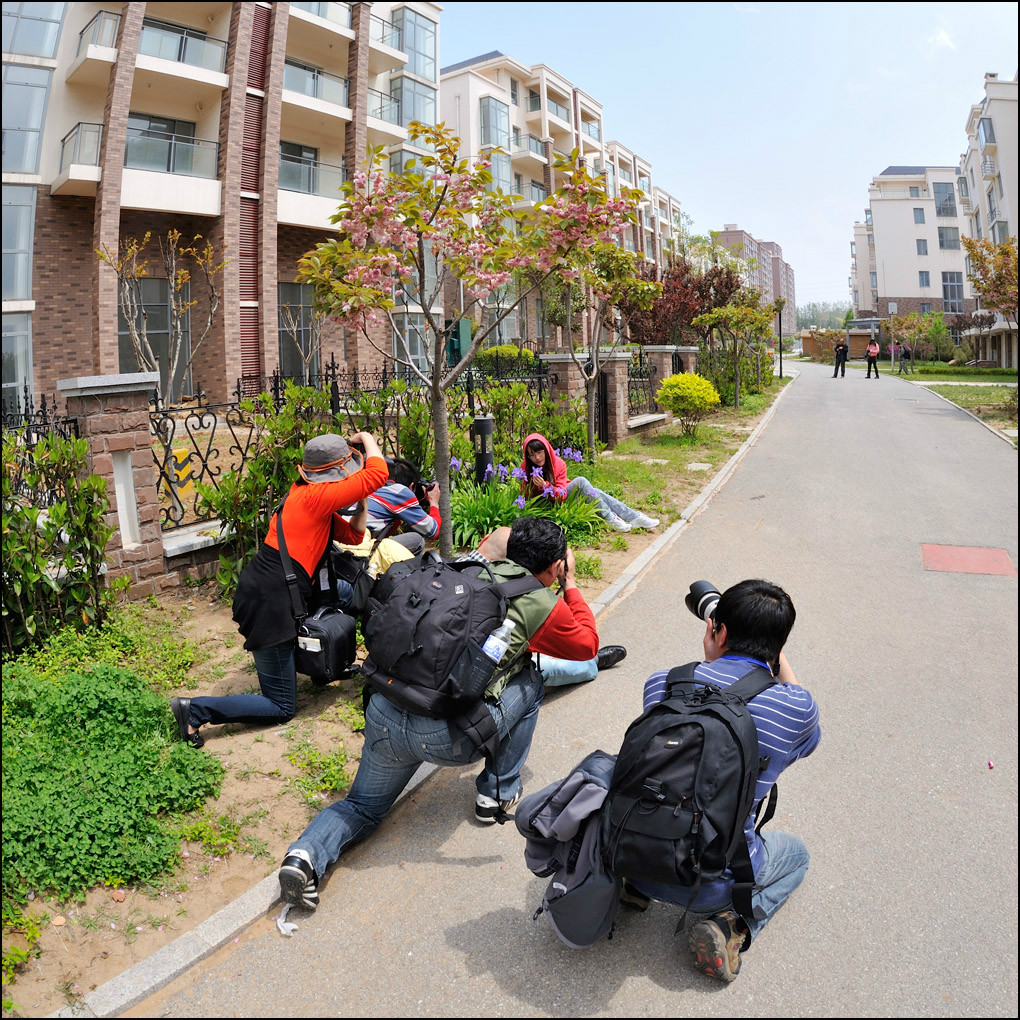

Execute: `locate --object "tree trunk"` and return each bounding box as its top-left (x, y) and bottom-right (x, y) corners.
top-left (585, 374), bottom-right (598, 459)
top-left (733, 339), bottom-right (741, 409)
top-left (432, 384), bottom-right (453, 557)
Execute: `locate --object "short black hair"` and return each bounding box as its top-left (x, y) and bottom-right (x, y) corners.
top-left (714, 579), bottom-right (795, 664)
top-left (506, 517), bottom-right (566, 576)
top-left (387, 457), bottom-right (421, 490)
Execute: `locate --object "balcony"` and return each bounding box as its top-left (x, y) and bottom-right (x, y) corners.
top-left (580, 118), bottom-right (600, 152)
top-left (279, 154), bottom-right (347, 228)
top-left (282, 62), bottom-right (351, 134)
top-left (66, 10), bottom-right (119, 86)
top-left (51, 122), bottom-right (103, 196)
top-left (511, 133), bottom-right (546, 172)
top-left (121, 130), bottom-right (221, 215)
top-left (368, 14), bottom-right (406, 74)
top-left (366, 88), bottom-right (406, 144)
top-left (547, 95), bottom-right (571, 127)
top-left (125, 127), bottom-right (218, 177)
top-left (134, 20), bottom-right (229, 97)
top-left (285, 2), bottom-right (353, 67)
top-left (290, 1), bottom-right (351, 29)
top-left (981, 156), bottom-right (997, 181)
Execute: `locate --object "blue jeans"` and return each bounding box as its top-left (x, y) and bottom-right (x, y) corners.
top-left (636, 832), bottom-right (809, 945)
top-left (189, 643), bottom-right (297, 728)
top-left (537, 653), bottom-right (599, 687)
top-left (566, 476), bottom-right (642, 524)
top-left (289, 672), bottom-right (545, 880)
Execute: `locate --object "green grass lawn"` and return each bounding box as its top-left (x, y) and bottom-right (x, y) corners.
top-left (845, 362), bottom-right (1017, 382)
top-left (927, 384), bottom-right (1018, 435)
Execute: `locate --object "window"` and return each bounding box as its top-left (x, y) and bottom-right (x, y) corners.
top-left (909, 186), bottom-right (920, 198)
top-left (509, 78), bottom-right (519, 106)
top-left (2, 185), bottom-right (35, 301)
top-left (393, 312), bottom-right (429, 373)
top-left (2, 2), bottom-right (65, 57)
top-left (513, 172), bottom-right (522, 194)
top-left (486, 286), bottom-right (517, 344)
top-left (919, 302), bottom-right (932, 315)
top-left (511, 126), bottom-right (520, 148)
top-left (117, 277), bottom-right (191, 400)
top-left (392, 8), bottom-right (436, 81)
top-left (479, 96), bottom-right (510, 148)
top-left (853, 290), bottom-right (859, 305)
top-left (913, 207), bottom-right (925, 224)
top-left (916, 238), bottom-right (928, 256)
top-left (2, 64), bottom-right (52, 173)
top-left (977, 117), bottom-right (996, 147)
top-left (125, 113), bottom-right (216, 178)
top-left (888, 302), bottom-right (898, 314)
top-left (278, 283), bottom-right (321, 381)
top-left (3, 312), bottom-right (33, 407)
top-left (850, 242), bottom-right (856, 256)
top-left (869, 272), bottom-right (877, 288)
top-left (535, 295), bottom-right (550, 339)
top-left (987, 188), bottom-right (998, 223)
top-left (390, 76), bottom-right (436, 129)
top-left (973, 214), bottom-right (982, 241)
top-left (529, 180), bottom-right (547, 203)
top-left (918, 271), bottom-right (930, 288)
top-left (279, 140), bottom-right (317, 192)
top-left (992, 221), bottom-right (1010, 244)
top-left (957, 176), bottom-right (969, 198)
top-left (933, 182), bottom-right (956, 217)
top-left (139, 17), bottom-right (224, 72)
top-left (389, 149), bottom-right (423, 176)
top-left (937, 227), bottom-right (960, 250)
top-left (867, 233), bottom-right (874, 246)
top-left (941, 272), bottom-right (964, 314)
top-left (996, 175), bottom-right (1004, 198)
top-left (488, 149), bottom-right (511, 194)
top-left (864, 209), bottom-right (872, 226)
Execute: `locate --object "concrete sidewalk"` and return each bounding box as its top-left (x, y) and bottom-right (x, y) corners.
top-left (79, 363), bottom-right (1020, 1017)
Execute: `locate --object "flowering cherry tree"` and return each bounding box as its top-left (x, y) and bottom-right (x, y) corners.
top-left (297, 122), bottom-right (641, 553)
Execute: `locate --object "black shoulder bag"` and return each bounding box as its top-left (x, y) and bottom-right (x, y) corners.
top-left (276, 497), bottom-right (357, 685)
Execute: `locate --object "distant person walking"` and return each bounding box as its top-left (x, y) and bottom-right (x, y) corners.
top-left (897, 344), bottom-right (912, 375)
top-left (832, 340), bottom-right (849, 378)
top-left (866, 338), bottom-right (881, 379)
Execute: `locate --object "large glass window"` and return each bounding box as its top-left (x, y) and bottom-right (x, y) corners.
top-left (2, 185), bottom-right (35, 301)
top-left (392, 7), bottom-right (436, 81)
top-left (2, 312), bottom-right (33, 408)
top-left (977, 118), bottom-right (995, 148)
top-left (486, 287), bottom-right (517, 344)
top-left (488, 149), bottom-right (511, 194)
top-left (2, 2), bottom-right (65, 57)
top-left (479, 95), bottom-right (509, 148)
top-left (941, 272), bottom-right (964, 314)
top-left (390, 76), bottom-right (436, 129)
top-left (393, 312), bottom-right (429, 373)
top-left (933, 182), bottom-right (956, 217)
top-left (869, 272), bottom-right (877, 288)
top-left (117, 277), bottom-right (191, 400)
top-left (125, 112), bottom-right (217, 178)
top-left (2, 64), bottom-right (52, 173)
top-left (278, 282), bottom-right (321, 382)
top-left (957, 176), bottom-right (969, 198)
top-left (912, 207), bottom-right (925, 224)
top-left (937, 227), bottom-right (960, 250)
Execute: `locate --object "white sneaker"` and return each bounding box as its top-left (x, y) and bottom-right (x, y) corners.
top-left (475, 790), bottom-right (523, 824)
top-left (631, 513), bottom-right (659, 530)
top-left (607, 513), bottom-right (631, 532)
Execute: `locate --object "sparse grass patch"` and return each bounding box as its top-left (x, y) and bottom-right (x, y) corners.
top-left (573, 553), bottom-right (604, 581)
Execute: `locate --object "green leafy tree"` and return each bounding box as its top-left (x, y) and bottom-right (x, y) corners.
top-left (297, 124), bottom-right (641, 554)
top-left (693, 304), bottom-right (774, 407)
top-left (961, 235), bottom-right (1018, 329)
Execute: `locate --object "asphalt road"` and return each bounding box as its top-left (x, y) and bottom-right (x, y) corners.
top-left (148, 362), bottom-right (1018, 1018)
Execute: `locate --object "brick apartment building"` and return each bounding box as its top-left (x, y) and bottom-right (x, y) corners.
top-left (2, 0), bottom-right (441, 406)
top-left (712, 224), bottom-right (797, 333)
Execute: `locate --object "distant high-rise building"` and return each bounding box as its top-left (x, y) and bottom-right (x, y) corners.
top-left (713, 225), bottom-right (796, 333)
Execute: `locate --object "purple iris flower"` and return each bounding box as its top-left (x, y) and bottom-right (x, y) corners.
top-left (482, 463), bottom-right (495, 481)
top-left (542, 484), bottom-right (556, 498)
top-left (450, 456), bottom-right (462, 473)
top-left (511, 466), bottom-right (527, 480)
top-left (513, 495), bottom-right (526, 509)
top-left (496, 463), bottom-right (509, 481)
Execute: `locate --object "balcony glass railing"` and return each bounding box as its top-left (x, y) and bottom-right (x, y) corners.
top-left (125, 128), bottom-right (218, 178)
top-left (527, 93), bottom-right (541, 113)
top-left (290, 1), bottom-right (351, 29)
top-left (528, 134), bottom-right (544, 156)
top-left (548, 96), bottom-right (570, 123)
top-left (582, 120), bottom-right (600, 141)
top-left (76, 10), bottom-right (120, 56)
top-left (59, 122), bottom-right (103, 172)
top-left (283, 62), bottom-right (349, 107)
top-left (529, 182), bottom-right (547, 203)
top-left (619, 167), bottom-right (633, 183)
top-left (369, 13), bottom-right (400, 48)
top-left (138, 19), bottom-right (226, 73)
top-left (367, 88), bottom-right (400, 124)
top-left (279, 154), bottom-right (346, 196)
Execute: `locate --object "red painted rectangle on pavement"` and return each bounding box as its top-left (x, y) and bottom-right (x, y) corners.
top-left (921, 544), bottom-right (1017, 576)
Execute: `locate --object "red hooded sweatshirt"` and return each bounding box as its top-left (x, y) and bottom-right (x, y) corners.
top-left (521, 432), bottom-right (569, 501)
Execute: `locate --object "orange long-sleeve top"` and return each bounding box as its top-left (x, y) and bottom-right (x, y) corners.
top-left (263, 455), bottom-right (389, 576)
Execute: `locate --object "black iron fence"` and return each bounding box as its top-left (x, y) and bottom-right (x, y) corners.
top-left (627, 349), bottom-right (659, 417)
top-left (2, 388), bottom-right (80, 508)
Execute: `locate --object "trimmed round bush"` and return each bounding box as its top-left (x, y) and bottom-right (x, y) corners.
top-left (656, 373), bottom-right (721, 437)
top-left (474, 344), bottom-right (535, 375)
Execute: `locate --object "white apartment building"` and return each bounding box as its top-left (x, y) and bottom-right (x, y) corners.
top-left (439, 50), bottom-right (682, 350)
top-left (958, 72), bottom-right (1017, 367)
top-left (2, 0), bottom-right (442, 406)
top-left (850, 166), bottom-right (973, 323)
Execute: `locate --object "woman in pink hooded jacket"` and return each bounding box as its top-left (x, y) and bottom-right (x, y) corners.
top-left (521, 433), bottom-right (658, 532)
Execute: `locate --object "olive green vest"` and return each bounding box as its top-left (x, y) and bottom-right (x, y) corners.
top-left (485, 559), bottom-right (561, 700)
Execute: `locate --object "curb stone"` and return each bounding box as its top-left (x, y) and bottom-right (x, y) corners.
top-left (50, 372), bottom-right (800, 1019)
top-left (912, 381), bottom-right (1018, 448)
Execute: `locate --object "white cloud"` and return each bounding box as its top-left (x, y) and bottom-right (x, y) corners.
top-left (927, 27), bottom-right (956, 50)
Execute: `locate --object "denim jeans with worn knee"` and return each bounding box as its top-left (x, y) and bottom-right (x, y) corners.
top-left (289, 671), bottom-right (545, 880)
top-left (566, 476), bottom-right (643, 524)
top-left (635, 832), bottom-right (810, 945)
top-left (189, 642), bottom-right (297, 728)
top-left (537, 653), bottom-right (599, 687)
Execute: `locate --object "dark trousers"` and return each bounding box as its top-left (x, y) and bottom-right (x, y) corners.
top-left (833, 358), bottom-right (846, 378)
top-left (866, 356), bottom-right (880, 378)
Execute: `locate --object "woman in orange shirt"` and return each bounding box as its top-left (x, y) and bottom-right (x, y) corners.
top-left (171, 432), bottom-right (388, 747)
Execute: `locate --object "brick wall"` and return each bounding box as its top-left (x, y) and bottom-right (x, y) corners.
top-left (877, 296), bottom-right (977, 318)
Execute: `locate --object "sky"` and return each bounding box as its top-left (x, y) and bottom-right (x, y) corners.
top-left (437, 1), bottom-right (1019, 307)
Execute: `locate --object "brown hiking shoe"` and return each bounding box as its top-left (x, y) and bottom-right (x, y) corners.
top-left (689, 910), bottom-right (747, 982)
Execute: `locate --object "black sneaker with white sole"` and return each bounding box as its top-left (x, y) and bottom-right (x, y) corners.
top-left (474, 790), bottom-right (523, 824)
top-left (279, 854), bottom-right (319, 911)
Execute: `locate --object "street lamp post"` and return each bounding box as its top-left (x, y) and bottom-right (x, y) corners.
top-left (774, 297), bottom-right (786, 379)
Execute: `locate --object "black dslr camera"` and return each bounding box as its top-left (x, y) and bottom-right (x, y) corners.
top-left (685, 580), bottom-right (721, 622)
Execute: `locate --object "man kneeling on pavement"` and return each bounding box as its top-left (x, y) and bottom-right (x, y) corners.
top-left (626, 579), bottom-right (820, 983)
top-left (278, 517), bottom-right (601, 910)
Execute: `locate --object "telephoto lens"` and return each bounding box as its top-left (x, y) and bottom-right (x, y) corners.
top-left (685, 580), bottom-right (721, 622)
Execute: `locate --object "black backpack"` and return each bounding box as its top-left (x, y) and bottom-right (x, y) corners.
top-left (361, 556), bottom-right (541, 759)
top-left (602, 663), bottom-right (777, 924)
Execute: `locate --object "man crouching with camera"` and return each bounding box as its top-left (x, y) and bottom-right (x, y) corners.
top-left (621, 579), bottom-right (820, 983)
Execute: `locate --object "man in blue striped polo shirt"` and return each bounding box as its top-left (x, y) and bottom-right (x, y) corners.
top-left (633, 579), bottom-right (821, 983)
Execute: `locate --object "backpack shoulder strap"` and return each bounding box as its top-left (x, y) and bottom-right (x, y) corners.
top-left (725, 665), bottom-right (777, 704)
top-left (663, 662), bottom-right (702, 698)
top-left (495, 573), bottom-right (544, 600)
